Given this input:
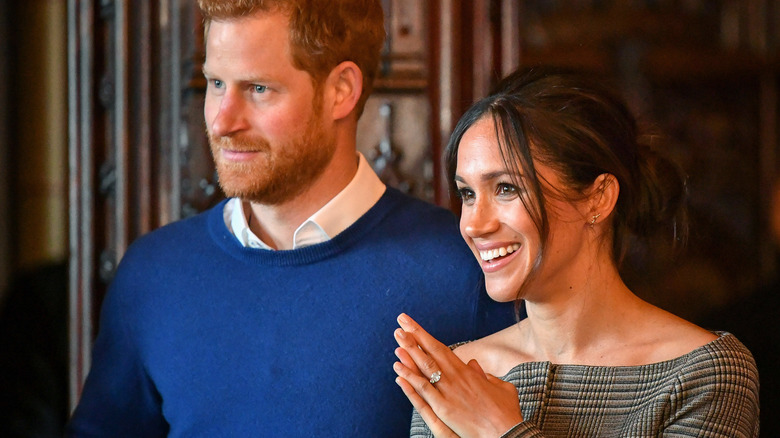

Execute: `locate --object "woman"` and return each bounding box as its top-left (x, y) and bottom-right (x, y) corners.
top-left (392, 69), bottom-right (759, 437)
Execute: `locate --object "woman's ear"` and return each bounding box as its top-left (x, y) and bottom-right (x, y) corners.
top-left (587, 173), bottom-right (619, 226)
top-left (325, 61), bottom-right (363, 121)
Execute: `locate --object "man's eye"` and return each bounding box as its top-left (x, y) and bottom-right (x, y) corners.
top-left (211, 79), bottom-right (223, 88)
top-left (253, 85), bottom-right (267, 93)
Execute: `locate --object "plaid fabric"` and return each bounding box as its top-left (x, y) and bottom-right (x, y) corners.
top-left (410, 333), bottom-right (759, 437)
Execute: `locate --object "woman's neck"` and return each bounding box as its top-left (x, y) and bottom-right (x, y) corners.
top-left (520, 265), bottom-right (645, 365)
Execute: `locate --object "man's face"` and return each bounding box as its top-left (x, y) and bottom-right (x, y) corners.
top-left (202, 11), bottom-right (336, 205)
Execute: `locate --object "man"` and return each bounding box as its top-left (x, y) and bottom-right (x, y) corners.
top-left (67, 1), bottom-right (511, 436)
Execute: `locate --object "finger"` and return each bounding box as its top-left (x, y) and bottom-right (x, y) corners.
top-left (397, 313), bottom-right (438, 348)
top-left (467, 358), bottom-right (488, 378)
top-left (394, 327), bottom-right (420, 351)
top-left (395, 377), bottom-right (458, 438)
top-left (394, 359), bottom-right (446, 409)
top-left (395, 375), bottom-right (429, 411)
top-left (397, 314), bottom-right (449, 355)
top-left (394, 346), bottom-right (422, 377)
top-left (480, 371), bottom-right (516, 394)
top-left (393, 359), bottom-right (440, 395)
top-left (395, 326), bottom-right (442, 381)
top-left (484, 372), bottom-right (514, 389)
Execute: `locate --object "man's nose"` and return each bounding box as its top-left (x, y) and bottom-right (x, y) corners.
top-left (207, 91), bottom-right (250, 138)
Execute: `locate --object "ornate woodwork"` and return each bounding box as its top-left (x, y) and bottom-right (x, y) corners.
top-left (67, 0), bottom-right (221, 408)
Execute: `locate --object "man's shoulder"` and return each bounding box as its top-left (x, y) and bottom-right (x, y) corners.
top-left (379, 188), bottom-right (458, 226)
top-left (357, 190), bottom-right (477, 269)
top-left (122, 201), bottom-right (225, 262)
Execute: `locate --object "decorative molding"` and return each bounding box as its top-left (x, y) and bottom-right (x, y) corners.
top-left (377, 0), bottom-right (428, 91)
top-left (68, 0), bottom-right (98, 410)
top-left (367, 102), bottom-right (413, 194)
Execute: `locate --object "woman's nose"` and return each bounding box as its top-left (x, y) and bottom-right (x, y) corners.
top-left (461, 199), bottom-right (500, 237)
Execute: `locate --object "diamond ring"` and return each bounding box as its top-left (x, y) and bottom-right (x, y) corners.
top-left (429, 370), bottom-right (442, 384)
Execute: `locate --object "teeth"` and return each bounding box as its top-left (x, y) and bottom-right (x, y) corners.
top-left (480, 244), bottom-right (520, 261)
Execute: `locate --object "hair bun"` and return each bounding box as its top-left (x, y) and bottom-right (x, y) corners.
top-left (629, 140), bottom-right (688, 244)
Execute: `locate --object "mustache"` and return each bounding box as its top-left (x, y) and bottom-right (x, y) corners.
top-left (208, 132), bottom-right (270, 152)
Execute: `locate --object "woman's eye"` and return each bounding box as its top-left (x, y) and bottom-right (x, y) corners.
top-left (497, 183), bottom-right (517, 196)
top-left (211, 79), bottom-right (224, 89)
top-left (253, 85), bottom-right (267, 93)
top-left (456, 188), bottom-right (475, 203)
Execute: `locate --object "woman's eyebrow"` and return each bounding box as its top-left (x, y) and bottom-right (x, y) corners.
top-left (455, 170), bottom-right (522, 184)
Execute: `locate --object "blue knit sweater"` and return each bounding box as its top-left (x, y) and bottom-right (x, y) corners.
top-left (67, 188), bottom-right (513, 437)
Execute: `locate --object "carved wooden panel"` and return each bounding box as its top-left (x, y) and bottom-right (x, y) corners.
top-left (67, 0), bottom-right (221, 408)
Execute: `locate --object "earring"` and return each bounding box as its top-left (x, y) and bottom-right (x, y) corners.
top-left (588, 213), bottom-right (601, 227)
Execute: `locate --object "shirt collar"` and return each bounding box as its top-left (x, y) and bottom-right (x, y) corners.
top-left (226, 152), bottom-right (386, 250)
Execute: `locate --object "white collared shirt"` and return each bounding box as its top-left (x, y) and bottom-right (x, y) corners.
top-left (223, 152), bottom-right (386, 250)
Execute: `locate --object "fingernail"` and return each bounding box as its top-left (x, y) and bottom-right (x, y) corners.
top-left (393, 362), bottom-right (402, 372)
top-left (398, 313), bottom-right (409, 324)
top-left (395, 328), bottom-right (406, 340)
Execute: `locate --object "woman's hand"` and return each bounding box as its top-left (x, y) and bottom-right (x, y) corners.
top-left (393, 313), bottom-right (523, 438)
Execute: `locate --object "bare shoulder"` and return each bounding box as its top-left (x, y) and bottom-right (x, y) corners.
top-left (453, 323), bottom-right (530, 376)
top-left (633, 305), bottom-right (719, 363)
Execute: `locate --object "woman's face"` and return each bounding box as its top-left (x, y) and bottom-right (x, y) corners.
top-left (455, 118), bottom-right (590, 303)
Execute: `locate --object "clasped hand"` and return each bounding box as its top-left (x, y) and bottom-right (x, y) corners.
top-left (393, 313), bottom-right (523, 438)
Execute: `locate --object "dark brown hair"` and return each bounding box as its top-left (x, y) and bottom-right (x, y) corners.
top-left (198, 0), bottom-right (385, 117)
top-left (446, 68), bottom-right (688, 273)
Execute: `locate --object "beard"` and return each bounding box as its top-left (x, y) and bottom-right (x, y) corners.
top-left (208, 111), bottom-right (337, 205)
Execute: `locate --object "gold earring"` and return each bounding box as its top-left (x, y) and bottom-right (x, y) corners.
top-left (588, 213), bottom-right (601, 226)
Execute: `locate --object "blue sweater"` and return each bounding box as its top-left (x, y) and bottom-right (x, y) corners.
top-left (67, 188), bottom-right (513, 437)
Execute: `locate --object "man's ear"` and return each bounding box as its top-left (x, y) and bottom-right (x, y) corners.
top-left (587, 173), bottom-right (619, 225)
top-left (325, 61), bottom-right (362, 121)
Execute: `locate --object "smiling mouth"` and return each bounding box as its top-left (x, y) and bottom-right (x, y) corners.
top-left (222, 148), bottom-right (262, 154)
top-left (219, 149), bottom-right (265, 162)
top-left (479, 243), bottom-right (520, 262)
